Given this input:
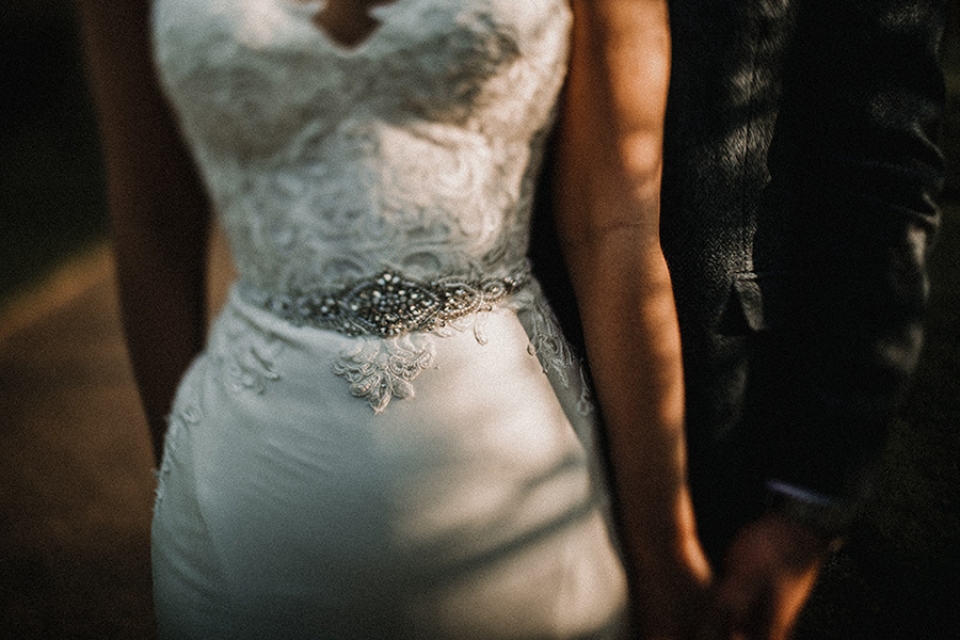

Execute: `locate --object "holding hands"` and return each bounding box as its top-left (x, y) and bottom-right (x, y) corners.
top-left (557, 3), bottom-right (830, 638)
top-left (632, 516), bottom-right (827, 640)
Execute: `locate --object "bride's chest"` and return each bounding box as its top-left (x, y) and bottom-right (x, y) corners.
top-left (152, 0), bottom-right (571, 139)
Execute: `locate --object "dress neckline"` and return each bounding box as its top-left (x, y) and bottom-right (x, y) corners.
top-left (281, 0), bottom-right (399, 57)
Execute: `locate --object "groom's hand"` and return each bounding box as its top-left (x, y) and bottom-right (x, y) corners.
top-left (697, 514), bottom-right (830, 640)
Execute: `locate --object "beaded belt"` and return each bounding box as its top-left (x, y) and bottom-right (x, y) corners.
top-left (239, 269), bottom-right (530, 338)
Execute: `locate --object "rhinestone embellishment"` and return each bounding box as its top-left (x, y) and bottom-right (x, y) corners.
top-left (241, 269), bottom-right (529, 338)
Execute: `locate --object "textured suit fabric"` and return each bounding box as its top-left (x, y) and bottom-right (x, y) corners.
top-left (531, 0), bottom-right (947, 560)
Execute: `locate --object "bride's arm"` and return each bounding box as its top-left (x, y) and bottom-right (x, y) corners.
top-left (555, 0), bottom-right (710, 634)
top-left (77, 0), bottom-right (210, 463)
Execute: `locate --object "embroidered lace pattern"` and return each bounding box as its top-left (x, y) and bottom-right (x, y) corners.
top-left (333, 334), bottom-right (437, 413)
top-left (209, 307), bottom-right (284, 395)
top-left (152, 0), bottom-right (580, 410)
top-left (154, 396), bottom-right (201, 510)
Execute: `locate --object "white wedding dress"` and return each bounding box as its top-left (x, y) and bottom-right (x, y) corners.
top-left (150, 1), bottom-right (629, 637)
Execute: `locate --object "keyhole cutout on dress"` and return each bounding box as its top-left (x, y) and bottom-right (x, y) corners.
top-left (309, 0), bottom-right (398, 49)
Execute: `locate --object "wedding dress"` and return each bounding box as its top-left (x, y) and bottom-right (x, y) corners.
top-left (150, 1), bottom-right (629, 637)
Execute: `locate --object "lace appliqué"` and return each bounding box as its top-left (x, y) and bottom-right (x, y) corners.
top-left (523, 297), bottom-right (574, 382)
top-left (211, 309), bottom-right (283, 394)
top-left (575, 366), bottom-right (595, 419)
top-left (333, 334), bottom-right (436, 413)
top-left (154, 401), bottom-right (201, 511)
top-left (520, 295), bottom-right (594, 418)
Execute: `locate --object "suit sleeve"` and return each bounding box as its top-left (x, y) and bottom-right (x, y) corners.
top-left (753, 0), bottom-right (947, 505)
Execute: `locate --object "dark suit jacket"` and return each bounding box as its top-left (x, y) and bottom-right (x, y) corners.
top-left (532, 0), bottom-right (947, 560)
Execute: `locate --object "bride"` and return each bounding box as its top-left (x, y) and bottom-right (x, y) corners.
top-left (78, 0), bottom-right (709, 637)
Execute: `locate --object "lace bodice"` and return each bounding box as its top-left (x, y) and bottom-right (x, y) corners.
top-left (152, 0), bottom-right (571, 294)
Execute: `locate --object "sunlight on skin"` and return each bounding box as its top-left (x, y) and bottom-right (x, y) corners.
top-left (555, 2), bottom-right (713, 636)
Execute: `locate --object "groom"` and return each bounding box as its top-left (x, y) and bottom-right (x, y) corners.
top-left (533, 0), bottom-right (947, 636)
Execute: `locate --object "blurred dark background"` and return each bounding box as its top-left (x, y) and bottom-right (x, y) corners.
top-left (1, 1), bottom-right (958, 639)
top-left (1, 1), bottom-right (106, 304)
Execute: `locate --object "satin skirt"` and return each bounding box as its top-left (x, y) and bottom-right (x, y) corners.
top-left (152, 285), bottom-right (628, 639)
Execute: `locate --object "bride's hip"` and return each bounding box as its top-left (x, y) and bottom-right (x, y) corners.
top-left (154, 285), bottom-right (623, 629)
top-left (158, 289), bottom-right (607, 560)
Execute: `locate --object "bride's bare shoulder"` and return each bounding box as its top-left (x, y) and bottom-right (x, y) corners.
top-left (76, 0), bottom-right (152, 51)
top-left (77, 0), bottom-right (208, 233)
top-left (76, 0), bottom-right (157, 109)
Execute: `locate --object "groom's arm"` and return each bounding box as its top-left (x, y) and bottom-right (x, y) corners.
top-left (709, 1), bottom-right (948, 638)
top-left (760, 0), bottom-right (947, 518)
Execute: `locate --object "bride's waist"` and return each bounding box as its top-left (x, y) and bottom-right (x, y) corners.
top-left (205, 273), bottom-right (584, 418)
top-left (235, 265), bottom-right (533, 339)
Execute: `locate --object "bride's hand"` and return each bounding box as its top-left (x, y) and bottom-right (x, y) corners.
top-left (632, 532), bottom-right (713, 640)
top-left (696, 515), bottom-right (827, 640)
